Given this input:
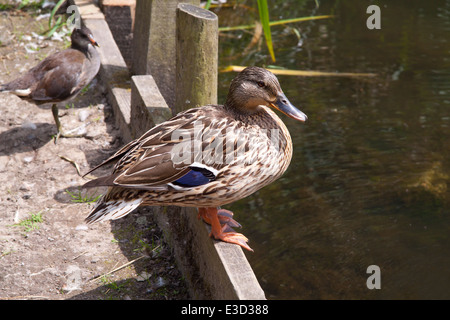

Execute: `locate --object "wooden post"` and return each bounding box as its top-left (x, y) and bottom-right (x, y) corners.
top-left (175, 3), bottom-right (218, 114)
top-left (132, 0), bottom-right (200, 109)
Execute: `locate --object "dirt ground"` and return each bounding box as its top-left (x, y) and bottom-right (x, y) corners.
top-left (0, 7), bottom-right (189, 300)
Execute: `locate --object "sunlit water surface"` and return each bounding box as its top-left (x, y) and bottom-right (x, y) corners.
top-left (215, 0), bottom-right (450, 299)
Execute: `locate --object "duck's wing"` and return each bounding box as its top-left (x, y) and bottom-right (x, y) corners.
top-left (82, 107), bottom-right (200, 178)
top-left (29, 50), bottom-right (86, 101)
top-left (0, 49), bottom-right (86, 102)
top-left (83, 106), bottom-right (233, 190)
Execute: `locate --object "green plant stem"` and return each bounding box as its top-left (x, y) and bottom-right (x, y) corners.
top-left (219, 15), bottom-right (334, 32)
top-left (257, 0), bottom-right (275, 62)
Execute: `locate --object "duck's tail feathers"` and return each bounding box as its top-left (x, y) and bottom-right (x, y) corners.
top-left (0, 84), bottom-right (31, 96)
top-left (85, 196), bottom-right (143, 224)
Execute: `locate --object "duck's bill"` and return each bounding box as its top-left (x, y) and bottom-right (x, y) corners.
top-left (271, 92), bottom-right (307, 122)
top-left (88, 34), bottom-right (100, 47)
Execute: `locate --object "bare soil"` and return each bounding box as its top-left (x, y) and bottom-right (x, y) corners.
top-left (0, 8), bottom-right (189, 300)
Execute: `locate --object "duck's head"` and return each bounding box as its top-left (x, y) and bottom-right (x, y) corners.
top-left (71, 26), bottom-right (99, 49)
top-left (225, 66), bottom-right (307, 122)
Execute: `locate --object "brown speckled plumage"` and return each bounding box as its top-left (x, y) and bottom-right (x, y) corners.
top-left (83, 67), bottom-right (307, 250)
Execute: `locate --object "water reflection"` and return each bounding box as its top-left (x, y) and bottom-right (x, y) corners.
top-left (215, 0), bottom-right (450, 299)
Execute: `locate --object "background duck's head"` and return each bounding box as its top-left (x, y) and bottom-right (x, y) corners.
top-left (225, 66), bottom-right (307, 122)
top-left (71, 26), bottom-right (99, 50)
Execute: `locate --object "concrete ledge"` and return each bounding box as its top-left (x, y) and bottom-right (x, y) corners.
top-left (155, 207), bottom-right (265, 300)
top-left (73, 0), bottom-right (266, 300)
top-left (130, 75), bottom-right (172, 138)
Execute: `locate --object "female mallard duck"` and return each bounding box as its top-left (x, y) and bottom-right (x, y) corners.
top-left (83, 66), bottom-right (307, 251)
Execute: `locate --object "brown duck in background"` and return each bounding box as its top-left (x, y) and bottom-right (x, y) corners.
top-left (82, 66), bottom-right (307, 251)
top-left (0, 26), bottom-right (100, 142)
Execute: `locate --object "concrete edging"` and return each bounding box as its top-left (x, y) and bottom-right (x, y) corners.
top-left (71, 0), bottom-right (266, 300)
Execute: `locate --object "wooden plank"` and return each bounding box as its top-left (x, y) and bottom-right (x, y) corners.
top-left (100, 0), bottom-right (136, 29)
top-left (131, 75), bottom-right (172, 138)
top-left (175, 3), bottom-right (218, 113)
top-left (131, 0), bottom-right (200, 108)
top-left (100, 0), bottom-right (135, 5)
top-left (70, 0), bottom-right (104, 19)
top-left (155, 206), bottom-right (266, 299)
top-left (129, 0), bottom-right (151, 77)
top-left (100, 0), bottom-right (135, 67)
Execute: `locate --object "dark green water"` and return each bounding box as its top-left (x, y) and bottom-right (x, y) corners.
top-left (215, 0), bottom-right (450, 299)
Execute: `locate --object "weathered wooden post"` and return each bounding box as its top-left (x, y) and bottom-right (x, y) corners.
top-left (175, 3), bottom-right (218, 113)
top-left (132, 0), bottom-right (200, 109)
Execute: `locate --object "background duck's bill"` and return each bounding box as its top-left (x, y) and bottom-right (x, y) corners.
top-left (88, 35), bottom-right (99, 47)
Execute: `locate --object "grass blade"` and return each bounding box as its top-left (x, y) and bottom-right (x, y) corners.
top-left (44, 16), bottom-right (64, 38)
top-left (204, 0), bottom-right (212, 10)
top-left (221, 65), bottom-right (377, 77)
top-left (49, 0), bottom-right (67, 29)
top-left (267, 15), bottom-right (333, 27)
top-left (257, 0), bottom-right (276, 62)
top-left (18, 0), bottom-right (30, 10)
top-left (219, 15), bottom-right (333, 32)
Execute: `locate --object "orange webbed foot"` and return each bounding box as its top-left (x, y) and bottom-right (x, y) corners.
top-left (198, 207), bottom-right (253, 252)
top-left (217, 208), bottom-right (242, 229)
top-left (211, 225), bottom-right (253, 252)
top-left (198, 208), bottom-right (241, 229)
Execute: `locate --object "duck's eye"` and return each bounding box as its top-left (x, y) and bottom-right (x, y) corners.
top-left (257, 81), bottom-right (265, 88)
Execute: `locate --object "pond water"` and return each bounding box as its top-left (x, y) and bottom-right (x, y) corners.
top-left (214, 0), bottom-right (450, 299)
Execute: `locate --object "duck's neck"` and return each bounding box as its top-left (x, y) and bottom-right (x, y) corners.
top-left (72, 44), bottom-right (100, 81)
top-left (71, 41), bottom-right (89, 53)
top-left (223, 102), bottom-right (281, 130)
top-left (224, 102), bottom-right (260, 122)
top-left (224, 93), bottom-right (267, 117)
top-left (86, 44), bottom-right (100, 62)
top-left (72, 43), bottom-right (98, 60)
